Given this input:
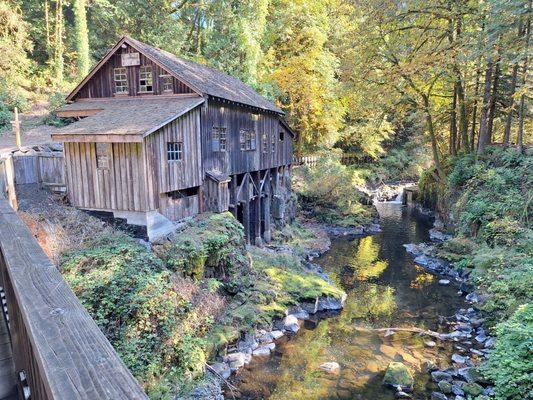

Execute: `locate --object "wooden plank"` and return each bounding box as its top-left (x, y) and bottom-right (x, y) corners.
top-left (0, 200), bottom-right (148, 399)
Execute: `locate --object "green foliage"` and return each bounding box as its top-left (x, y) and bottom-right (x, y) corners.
top-left (431, 148), bottom-right (532, 399)
top-left (293, 150), bottom-right (376, 227)
top-left (0, 100), bottom-right (11, 128)
top-left (60, 234), bottom-right (226, 396)
top-left (43, 92), bottom-right (73, 127)
top-left (153, 212), bottom-right (245, 280)
top-left (335, 117), bottom-right (393, 160)
top-left (482, 304), bottom-right (533, 400)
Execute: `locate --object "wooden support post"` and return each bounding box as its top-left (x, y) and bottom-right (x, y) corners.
top-left (230, 174), bottom-right (238, 218)
top-left (253, 171), bottom-right (262, 246)
top-left (263, 175), bottom-right (271, 243)
top-left (11, 108), bottom-right (21, 149)
top-left (243, 174), bottom-right (250, 245)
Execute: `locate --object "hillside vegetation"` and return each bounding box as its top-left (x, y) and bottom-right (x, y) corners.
top-left (60, 212), bottom-right (343, 398)
top-left (421, 147), bottom-right (532, 400)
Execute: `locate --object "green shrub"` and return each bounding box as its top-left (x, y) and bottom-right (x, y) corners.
top-left (44, 92), bottom-right (74, 127)
top-left (0, 101), bottom-right (11, 128)
top-left (61, 234), bottom-right (225, 395)
top-left (482, 304), bottom-right (533, 400)
top-left (293, 149), bottom-right (376, 227)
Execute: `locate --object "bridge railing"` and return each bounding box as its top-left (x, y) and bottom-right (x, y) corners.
top-left (0, 199), bottom-right (148, 399)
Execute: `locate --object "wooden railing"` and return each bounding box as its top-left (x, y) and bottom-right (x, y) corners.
top-left (0, 199), bottom-right (148, 399)
top-left (0, 156), bottom-right (17, 209)
top-left (293, 153), bottom-right (370, 167)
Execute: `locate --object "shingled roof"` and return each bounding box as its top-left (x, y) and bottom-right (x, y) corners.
top-left (125, 37), bottom-right (282, 114)
top-left (66, 36), bottom-right (282, 114)
top-left (52, 97), bottom-right (205, 142)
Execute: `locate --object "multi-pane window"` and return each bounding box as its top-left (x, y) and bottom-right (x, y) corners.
top-left (239, 129), bottom-right (256, 151)
top-left (113, 67), bottom-right (128, 95)
top-left (139, 66), bottom-right (153, 92)
top-left (212, 127), bottom-right (227, 152)
top-left (96, 143), bottom-right (109, 169)
top-left (262, 133), bottom-right (268, 153)
top-left (167, 142), bottom-right (182, 161)
top-left (271, 134), bottom-right (276, 153)
top-left (161, 74), bottom-right (173, 92)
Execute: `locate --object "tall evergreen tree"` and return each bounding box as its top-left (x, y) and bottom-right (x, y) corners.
top-left (73, 0), bottom-right (89, 78)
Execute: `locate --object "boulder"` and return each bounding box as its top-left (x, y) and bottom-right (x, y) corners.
top-left (438, 279), bottom-right (451, 285)
top-left (209, 362), bottom-right (231, 379)
top-left (424, 340), bottom-right (437, 348)
top-left (316, 294), bottom-right (347, 311)
top-left (451, 354), bottom-right (467, 365)
top-left (271, 330), bottom-right (284, 340)
top-left (223, 352), bottom-right (245, 370)
top-left (252, 346), bottom-right (271, 357)
top-left (319, 361), bottom-right (340, 374)
top-left (283, 315), bottom-right (300, 333)
top-left (383, 362), bottom-right (414, 390)
top-left (431, 393), bottom-right (448, 400)
top-left (431, 371), bottom-right (453, 382)
top-left (438, 381), bottom-right (452, 394)
top-left (462, 383), bottom-right (483, 397)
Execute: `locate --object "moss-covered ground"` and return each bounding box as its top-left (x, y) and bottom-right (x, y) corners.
top-left (58, 212), bottom-right (343, 398)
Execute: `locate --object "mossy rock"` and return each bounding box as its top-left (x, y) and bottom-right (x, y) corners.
top-left (462, 382), bottom-right (483, 396)
top-left (383, 362), bottom-right (414, 390)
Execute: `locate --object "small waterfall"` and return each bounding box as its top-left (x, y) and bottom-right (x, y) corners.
top-left (393, 191), bottom-right (403, 203)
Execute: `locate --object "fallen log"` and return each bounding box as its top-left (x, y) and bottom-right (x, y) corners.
top-left (354, 326), bottom-right (446, 340)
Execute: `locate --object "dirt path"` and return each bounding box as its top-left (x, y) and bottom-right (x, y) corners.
top-left (0, 101), bottom-right (61, 153)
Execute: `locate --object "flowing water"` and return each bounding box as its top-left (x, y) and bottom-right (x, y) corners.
top-left (229, 203), bottom-right (466, 400)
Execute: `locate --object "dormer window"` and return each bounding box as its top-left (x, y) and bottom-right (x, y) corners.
top-left (113, 67), bottom-right (128, 95)
top-left (161, 74), bottom-right (173, 92)
top-left (139, 66), bottom-right (153, 92)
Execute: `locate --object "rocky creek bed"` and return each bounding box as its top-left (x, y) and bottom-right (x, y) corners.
top-left (220, 202), bottom-right (497, 400)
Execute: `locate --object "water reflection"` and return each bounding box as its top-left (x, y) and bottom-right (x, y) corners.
top-left (230, 204), bottom-right (465, 400)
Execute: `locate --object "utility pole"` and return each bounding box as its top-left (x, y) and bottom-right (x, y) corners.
top-left (11, 107), bottom-right (21, 149)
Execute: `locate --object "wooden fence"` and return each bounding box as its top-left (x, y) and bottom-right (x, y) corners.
top-left (0, 199), bottom-right (148, 399)
top-left (0, 153), bottom-right (66, 209)
top-left (293, 153), bottom-right (369, 167)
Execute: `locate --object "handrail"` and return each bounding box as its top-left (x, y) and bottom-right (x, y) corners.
top-left (0, 199), bottom-right (148, 399)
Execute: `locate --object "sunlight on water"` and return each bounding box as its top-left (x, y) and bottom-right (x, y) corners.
top-left (230, 204), bottom-right (465, 399)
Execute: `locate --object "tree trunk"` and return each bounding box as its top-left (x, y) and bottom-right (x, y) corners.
top-left (449, 84), bottom-right (458, 155)
top-left (477, 58), bottom-right (493, 156)
top-left (487, 61), bottom-right (500, 143)
top-left (470, 62), bottom-right (482, 152)
top-left (54, 0), bottom-right (64, 84)
top-left (423, 94), bottom-right (445, 180)
top-left (504, 63), bottom-right (519, 145)
top-left (517, 9), bottom-right (531, 153)
top-left (73, 0), bottom-right (90, 79)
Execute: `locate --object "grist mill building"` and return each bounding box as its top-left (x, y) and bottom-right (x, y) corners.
top-left (51, 36), bottom-right (294, 242)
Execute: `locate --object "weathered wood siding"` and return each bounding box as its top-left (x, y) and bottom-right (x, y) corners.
top-left (159, 193), bottom-right (200, 221)
top-left (64, 142), bottom-right (148, 211)
top-left (38, 154), bottom-right (65, 184)
top-left (200, 100), bottom-right (293, 175)
top-left (144, 108), bottom-right (203, 203)
top-left (74, 46), bottom-right (194, 99)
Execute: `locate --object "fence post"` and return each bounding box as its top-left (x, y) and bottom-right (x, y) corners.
top-left (4, 156), bottom-right (17, 210)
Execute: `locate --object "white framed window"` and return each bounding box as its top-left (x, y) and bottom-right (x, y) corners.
top-left (240, 129), bottom-right (256, 151)
top-left (167, 142), bottom-right (182, 161)
top-left (161, 74), bottom-right (173, 92)
top-left (113, 67), bottom-right (128, 95)
top-left (96, 143), bottom-right (109, 169)
top-left (212, 127), bottom-right (227, 152)
top-left (139, 66), bottom-right (153, 92)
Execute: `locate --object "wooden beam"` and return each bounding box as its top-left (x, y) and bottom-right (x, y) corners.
top-left (51, 134), bottom-right (143, 143)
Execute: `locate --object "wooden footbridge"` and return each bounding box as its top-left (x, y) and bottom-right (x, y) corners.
top-left (0, 199), bottom-right (148, 399)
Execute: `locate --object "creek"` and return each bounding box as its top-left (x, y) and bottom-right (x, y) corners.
top-left (228, 202), bottom-right (466, 400)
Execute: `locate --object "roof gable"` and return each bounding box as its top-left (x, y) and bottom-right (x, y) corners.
top-left (66, 37), bottom-right (283, 114)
